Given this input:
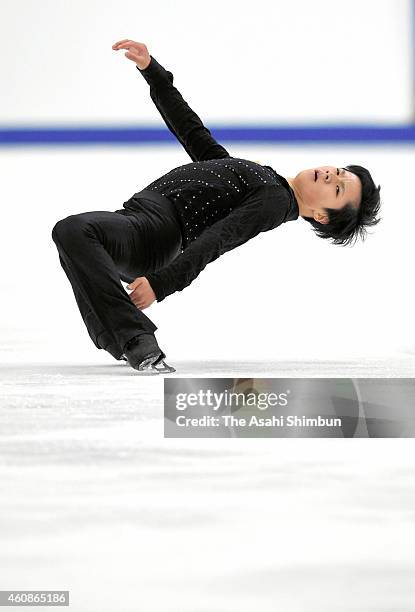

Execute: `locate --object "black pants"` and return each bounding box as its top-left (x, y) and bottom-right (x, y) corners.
top-left (51, 191), bottom-right (182, 359)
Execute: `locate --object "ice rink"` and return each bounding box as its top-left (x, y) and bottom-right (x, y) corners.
top-left (1, 144), bottom-right (415, 610)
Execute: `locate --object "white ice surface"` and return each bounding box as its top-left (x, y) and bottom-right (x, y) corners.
top-left (2, 354), bottom-right (415, 611)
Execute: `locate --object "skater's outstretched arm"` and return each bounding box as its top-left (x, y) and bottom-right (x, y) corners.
top-left (112, 39), bottom-right (230, 162)
top-left (144, 185), bottom-right (289, 302)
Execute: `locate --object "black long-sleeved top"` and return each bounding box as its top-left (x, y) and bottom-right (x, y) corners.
top-left (128, 55), bottom-right (299, 302)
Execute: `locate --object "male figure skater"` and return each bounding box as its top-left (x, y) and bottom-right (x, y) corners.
top-left (51, 39), bottom-right (382, 374)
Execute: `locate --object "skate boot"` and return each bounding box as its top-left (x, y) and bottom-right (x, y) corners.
top-left (124, 334), bottom-right (175, 374)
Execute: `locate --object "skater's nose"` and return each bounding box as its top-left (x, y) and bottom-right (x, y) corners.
top-left (324, 169), bottom-right (336, 183)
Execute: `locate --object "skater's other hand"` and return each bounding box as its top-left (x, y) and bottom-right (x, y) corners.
top-left (126, 277), bottom-right (156, 309)
top-left (112, 39), bottom-right (151, 70)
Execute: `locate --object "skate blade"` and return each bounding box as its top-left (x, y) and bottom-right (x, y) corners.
top-left (152, 359), bottom-right (176, 374)
top-left (133, 355), bottom-right (162, 375)
top-left (133, 366), bottom-right (161, 375)
top-left (131, 354), bottom-right (173, 375)
top-left (132, 361), bottom-right (175, 375)
top-left (127, 353), bottom-right (175, 375)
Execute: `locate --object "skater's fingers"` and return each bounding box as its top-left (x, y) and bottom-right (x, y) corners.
top-left (125, 52), bottom-right (140, 62)
top-left (131, 291), bottom-right (148, 308)
top-left (112, 39), bottom-right (130, 48)
top-left (114, 41), bottom-right (141, 51)
top-left (112, 40), bottom-right (137, 49)
top-left (127, 278), bottom-right (143, 290)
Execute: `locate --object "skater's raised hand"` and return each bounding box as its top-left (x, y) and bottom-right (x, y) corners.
top-left (126, 277), bottom-right (156, 310)
top-left (112, 39), bottom-right (151, 70)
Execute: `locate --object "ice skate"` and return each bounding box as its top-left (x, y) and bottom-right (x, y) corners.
top-left (124, 333), bottom-right (175, 374)
top-left (150, 358), bottom-right (176, 374)
top-left (132, 354), bottom-right (176, 375)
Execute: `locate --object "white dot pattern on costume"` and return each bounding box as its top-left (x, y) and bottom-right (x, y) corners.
top-left (142, 157), bottom-right (282, 247)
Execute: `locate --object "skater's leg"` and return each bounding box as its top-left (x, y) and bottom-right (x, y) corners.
top-left (51, 211), bottom-right (158, 353)
top-left (57, 254), bottom-right (125, 359)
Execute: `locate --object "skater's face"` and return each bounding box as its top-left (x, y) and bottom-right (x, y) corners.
top-left (288, 166), bottom-right (362, 224)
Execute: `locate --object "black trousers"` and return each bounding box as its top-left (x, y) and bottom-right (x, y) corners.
top-left (51, 191), bottom-right (182, 359)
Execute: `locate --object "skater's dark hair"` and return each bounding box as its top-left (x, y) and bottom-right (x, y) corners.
top-left (302, 165), bottom-right (382, 247)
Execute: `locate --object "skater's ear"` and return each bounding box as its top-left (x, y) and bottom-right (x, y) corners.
top-left (313, 210), bottom-right (329, 224)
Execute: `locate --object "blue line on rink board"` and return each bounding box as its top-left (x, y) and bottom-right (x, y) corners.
top-left (2, 125), bottom-right (415, 145)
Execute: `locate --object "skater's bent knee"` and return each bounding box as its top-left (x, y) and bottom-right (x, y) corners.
top-left (51, 214), bottom-right (91, 245)
top-left (51, 219), bottom-right (65, 243)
